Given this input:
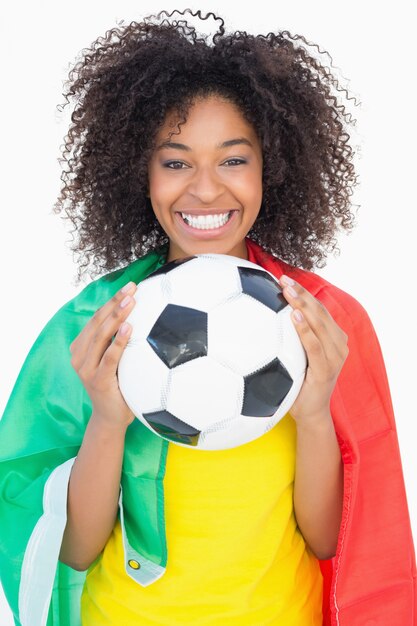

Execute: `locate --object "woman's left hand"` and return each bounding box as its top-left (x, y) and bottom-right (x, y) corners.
top-left (279, 275), bottom-right (349, 424)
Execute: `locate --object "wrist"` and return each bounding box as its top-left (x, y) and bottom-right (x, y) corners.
top-left (89, 411), bottom-right (131, 437)
top-left (291, 409), bottom-right (334, 431)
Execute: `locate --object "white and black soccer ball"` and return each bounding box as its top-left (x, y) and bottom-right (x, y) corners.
top-left (117, 254), bottom-right (307, 450)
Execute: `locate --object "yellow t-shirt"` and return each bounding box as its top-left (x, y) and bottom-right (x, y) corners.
top-left (81, 413), bottom-right (323, 624)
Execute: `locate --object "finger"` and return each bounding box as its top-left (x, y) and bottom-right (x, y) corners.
top-left (279, 275), bottom-right (348, 353)
top-left (290, 309), bottom-right (328, 374)
top-left (291, 307), bottom-right (349, 385)
top-left (83, 293), bottom-right (137, 371)
top-left (70, 281), bottom-right (137, 367)
top-left (279, 275), bottom-right (329, 319)
top-left (98, 321), bottom-right (133, 379)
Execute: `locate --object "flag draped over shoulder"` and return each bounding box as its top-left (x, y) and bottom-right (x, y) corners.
top-left (0, 238), bottom-right (416, 626)
top-left (247, 238), bottom-right (416, 625)
top-left (0, 247), bottom-right (168, 626)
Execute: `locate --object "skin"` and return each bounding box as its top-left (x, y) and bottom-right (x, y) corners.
top-left (60, 95), bottom-right (347, 570)
top-left (147, 96), bottom-right (264, 262)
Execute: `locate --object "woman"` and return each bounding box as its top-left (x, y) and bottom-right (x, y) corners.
top-left (0, 9), bottom-right (415, 626)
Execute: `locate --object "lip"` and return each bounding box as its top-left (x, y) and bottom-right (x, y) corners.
top-left (174, 210), bottom-right (239, 239)
top-left (175, 209), bottom-right (236, 216)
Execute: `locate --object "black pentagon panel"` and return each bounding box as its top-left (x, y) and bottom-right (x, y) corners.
top-left (242, 358), bottom-right (293, 417)
top-left (145, 256), bottom-right (197, 280)
top-left (143, 409), bottom-right (201, 446)
top-left (147, 304), bottom-right (208, 368)
top-left (239, 266), bottom-right (287, 313)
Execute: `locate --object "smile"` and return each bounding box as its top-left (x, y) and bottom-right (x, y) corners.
top-left (180, 211), bottom-right (232, 229)
top-left (174, 210), bottom-right (238, 238)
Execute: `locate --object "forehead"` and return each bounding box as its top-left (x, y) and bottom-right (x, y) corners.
top-left (155, 95), bottom-right (259, 144)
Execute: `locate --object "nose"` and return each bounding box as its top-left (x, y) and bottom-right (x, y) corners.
top-left (187, 165), bottom-right (225, 204)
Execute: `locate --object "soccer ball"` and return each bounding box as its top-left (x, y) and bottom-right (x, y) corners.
top-left (117, 254), bottom-right (307, 450)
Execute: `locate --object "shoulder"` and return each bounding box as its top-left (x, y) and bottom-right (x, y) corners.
top-left (278, 259), bottom-right (372, 332)
top-left (247, 238), bottom-right (370, 328)
top-left (60, 247), bottom-right (165, 317)
top-left (32, 247), bottom-right (165, 346)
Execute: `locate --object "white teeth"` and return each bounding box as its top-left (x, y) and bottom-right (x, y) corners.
top-left (180, 212), bottom-right (232, 229)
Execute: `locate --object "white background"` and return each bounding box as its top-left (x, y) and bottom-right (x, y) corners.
top-left (1, 1), bottom-right (415, 623)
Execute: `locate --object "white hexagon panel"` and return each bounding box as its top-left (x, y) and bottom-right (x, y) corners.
top-left (118, 337), bottom-right (170, 416)
top-left (208, 293), bottom-right (280, 375)
top-left (166, 255), bottom-right (242, 312)
top-left (275, 305), bottom-right (308, 382)
top-left (166, 356), bottom-right (244, 430)
top-left (129, 275), bottom-right (170, 344)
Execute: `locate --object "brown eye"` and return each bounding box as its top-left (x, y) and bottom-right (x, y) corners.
top-left (163, 161), bottom-right (187, 169)
top-left (223, 159), bottom-right (246, 166)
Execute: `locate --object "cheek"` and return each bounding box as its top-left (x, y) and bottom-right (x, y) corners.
top-left (234, 173), bottom-right (263, 204)
top-left (149, 170), bottom-right (182, 206)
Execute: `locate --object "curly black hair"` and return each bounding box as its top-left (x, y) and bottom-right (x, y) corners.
top-left (53, 8), bottom-right (361, 284)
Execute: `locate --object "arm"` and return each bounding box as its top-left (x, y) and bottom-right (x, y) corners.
top-left (59, 280), bottom-right (138, 571)
top-left (278, 274), bottom-right (347, 560)
top-left (59, 414), bottom-right (128, 571)
top-left (293, 410), bottom-right (343, 560)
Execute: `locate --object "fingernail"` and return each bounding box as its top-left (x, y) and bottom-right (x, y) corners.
top-left (119, 322), bottom-right (131, 335)
top-left (280, 275), bottom-right (295, 287)
top-left (293, 310), bottom-right (304, 323)
top-left (286, 285), bottom-right (298, 298)
top-left (120, 295), bottom-right (131, 308)
top-left (121, 281), bottom-right (135, 293)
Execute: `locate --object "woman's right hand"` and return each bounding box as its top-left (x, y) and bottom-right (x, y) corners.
top-left (69, 280), bottom-right (138, 429)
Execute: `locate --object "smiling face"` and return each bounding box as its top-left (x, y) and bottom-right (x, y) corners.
top-left (147, 95), bottom-right (263, 262)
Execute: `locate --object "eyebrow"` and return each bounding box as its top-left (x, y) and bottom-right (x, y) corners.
top-left (156, 137), bottom-right (254, 151)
